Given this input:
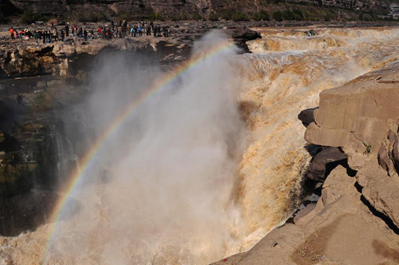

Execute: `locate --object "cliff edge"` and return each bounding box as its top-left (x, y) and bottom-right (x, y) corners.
top-left (212, 62), bottom-right (399, 265)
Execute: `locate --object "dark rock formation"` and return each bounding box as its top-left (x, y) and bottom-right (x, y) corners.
top-left (0, 94), bottom-right (76, 235)
top-left (305, 147), bottom-right (348, 182)
top-left (5, 0), bottom-right (395, 20)
top-left (298, 107), bottom-right (318, 128)
top-left (0, 0), bottom-right (19, 22)
top-left (9, 0), bottom-right (204, 18)
top-left (0, 190), bottom-right (57, 236)
top-left (227, 27), bottom-right (261, 53)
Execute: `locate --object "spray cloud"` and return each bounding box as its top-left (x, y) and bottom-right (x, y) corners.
top-left (47, 31), bottom-right (247, 264)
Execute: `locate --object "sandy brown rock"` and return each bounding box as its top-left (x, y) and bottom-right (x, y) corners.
top-left (378, 143), bottom-right (394, 174)
top-left (305, 66), bottom-right (399, 230)
top-left (212, 166), bottom-right (399, 265)
top-left (305, 69), bottom-right (399, 160)
top-left (357, 163), bottom-right (399, 229)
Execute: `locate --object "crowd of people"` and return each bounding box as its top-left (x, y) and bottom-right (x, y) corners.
top-left (8, 20), bottom-right (171, 44)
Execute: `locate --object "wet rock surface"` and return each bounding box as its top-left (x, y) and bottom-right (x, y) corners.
top-left (0, 95), bottom-right (70, 235)
top-left (0, 190), bottom-right (57, 236)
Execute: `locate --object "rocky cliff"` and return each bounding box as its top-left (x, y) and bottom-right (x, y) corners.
top-left (0, 24), bottom-right (260, 80)
top-left (212, 60), bottom-right (399, 264)
top-left (2, 0), bottom-right (397, 22)
top-left (0, 96), bottom-right (66, 236)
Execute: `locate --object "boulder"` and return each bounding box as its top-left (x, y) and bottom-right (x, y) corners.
top-left (305, 147), bottom-right (348, 182)
top-left (298, 107), bottom-right (318, 127)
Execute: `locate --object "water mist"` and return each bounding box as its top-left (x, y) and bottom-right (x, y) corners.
top-left (46, 31), bottom-right (248, 265)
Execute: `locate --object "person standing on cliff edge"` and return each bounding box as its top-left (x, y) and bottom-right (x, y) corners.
top-left (9, 27), bottom-right (14, 40)
top-left (60, 29), bottom-right (65, 41)
top-left (33, 31), bottom-right (39, 45)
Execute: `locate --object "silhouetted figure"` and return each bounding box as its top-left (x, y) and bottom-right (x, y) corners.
top-left (133, 26), bottom-right (137, 37)
top-left (157, 25), bottom-right (162, 37)
top-left (60, 29), bottom-right (65, 41)
top-left (84, 29), bottom-right (88, 41)
top-left (138, 25), bottom-right (142, 37)
top-left (33, 31), bottom-right (39, 45)
top-left (147, 25), bottom-right (151, 36)
top-left (52, 27), bottom-right (58, 41)
top-left (46, 31), bottom-right (51, 43)
top-left (163, 27), bottom-right (169, 37)
top-left (65, 24), bottom-right (69, 37)
top-left (9, 27), bottom-right (14, 39)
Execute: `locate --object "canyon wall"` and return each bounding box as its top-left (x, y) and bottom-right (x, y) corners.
top-left (3, 0), bottom-right (396, 20)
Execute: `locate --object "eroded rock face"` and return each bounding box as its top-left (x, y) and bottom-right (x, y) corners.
top-left (303, 65), bottom-right (399, 229)
top-left (212, 62), bottom-right (399, 265)
top-left (9, 0), bottom-right (204, 18)
top-left (305, 69), bottom-right (399, 159)
top-left (5, 0), bottom-right (394, 20)
top-left (0, 98), bottom-right (67, 236)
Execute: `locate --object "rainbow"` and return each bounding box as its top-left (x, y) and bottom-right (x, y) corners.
top-left (41, 38), bottom-right (236, 263)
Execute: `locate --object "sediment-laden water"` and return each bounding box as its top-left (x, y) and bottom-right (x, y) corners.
top-left (2, 27), bottom-right (399, 265)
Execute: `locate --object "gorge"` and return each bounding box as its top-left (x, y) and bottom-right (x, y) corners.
top-left (1, 25), bottom-right (399, 264)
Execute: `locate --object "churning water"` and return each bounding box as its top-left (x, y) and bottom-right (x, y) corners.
top-left (3, 27), bottom-right (399, 265)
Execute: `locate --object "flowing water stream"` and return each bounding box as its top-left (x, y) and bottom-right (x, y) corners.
top-left (2, 27), bottom-right (399, 265)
